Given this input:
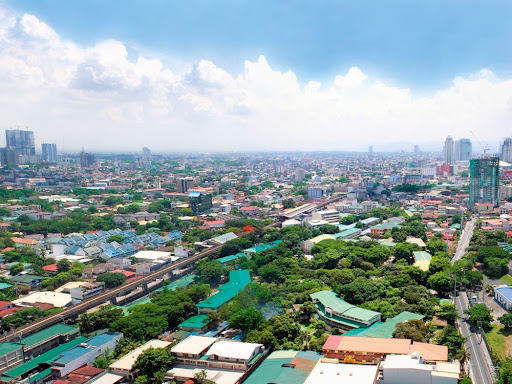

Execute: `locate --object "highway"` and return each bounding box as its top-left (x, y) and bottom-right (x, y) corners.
top-left (0, 243), bottom-right (222, 343)
top-left (452, 216), bottom-right (495, 384)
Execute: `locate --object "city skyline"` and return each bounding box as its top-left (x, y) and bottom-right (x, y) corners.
top-left (1, 2), bottom-right (512, 152)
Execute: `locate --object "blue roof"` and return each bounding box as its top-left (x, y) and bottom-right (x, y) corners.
top-left (188, 191), bottom-right (201, 197)
top-left (496, 286), bottom-right (512, 302)
top-left (167, 230), bottom-right (183, 241)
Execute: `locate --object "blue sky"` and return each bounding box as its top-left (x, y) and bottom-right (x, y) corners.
top-left (0, 0), bottom-right (512, 151)
top-left (7, 0), bottom-right (512, 89)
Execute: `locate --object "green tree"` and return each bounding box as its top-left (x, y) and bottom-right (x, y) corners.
top-left (393, 319), bottom-right (431, 342)
top-left (97, 272), bottom-right (127, 288)
top-left (438, 302), bottom-right (458, 323)
top-left (9, 263), bottom-right (24, 276)
top-left (57, 260), bottom-right (71, 273)
top-left (499, 314), bottom-right (512, 329)
top-left (133, 347), bottom-right (175, 382)
top-left (393, 243), bottom-right (417, 264)
top-left (428, 271), bottom-right (453, 297)
top-left (195, 260), bottom-right (226, 285)
top-left (465, 304), bottom-right (493, 331)
top-left (282, 199), bottom-right (295, 209)
top-left (107, 234), bottom-right (124, 244)
top-left (229, 307), bottom-right (265, 332)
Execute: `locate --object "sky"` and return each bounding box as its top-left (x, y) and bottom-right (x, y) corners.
top-left (0, 0), bottom-right (512, 153)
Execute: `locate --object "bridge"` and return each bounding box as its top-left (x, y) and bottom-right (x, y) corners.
top-left (0, 244), bottom-right (222, 343)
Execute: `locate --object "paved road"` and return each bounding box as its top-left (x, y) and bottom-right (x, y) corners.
top-left (452, 217), bottom-right (477, 263)
top-left (452, 216), bottom-right (495, 384)
top-left (456, 291), bottom-right (495, 384)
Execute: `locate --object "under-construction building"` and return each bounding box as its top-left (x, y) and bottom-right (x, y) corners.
top-left (469, 157), bottom-right (500, 208)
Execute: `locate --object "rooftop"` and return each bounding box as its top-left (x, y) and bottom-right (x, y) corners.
top-left (171, 335), bottom-right (217, 355)
top-left (109, 340), bottom-right (171, 371)
top-left (196, 269), bottom-right (251, 310)
top-left (205, 340), bottom-right (263, 361)
top-left (310, 290), bottom-right (380, 322)
top-left (364, 311), bottom-right (424, 338)
top-left (305, 362), bottom-right (378, 384)
top-left (21, 323), bottom-right (78, 349)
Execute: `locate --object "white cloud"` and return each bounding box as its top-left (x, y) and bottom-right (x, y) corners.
top-left (0, 10), bottom-right (512, 152)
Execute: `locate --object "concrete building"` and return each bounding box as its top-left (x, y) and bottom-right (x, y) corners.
top-left (108, 340), bottom-right (171, 380)
top-left (70, 282), bottom-right (104, 305)
top-left (176, 177), bottom-right (195, 193)
top-left (307, 187), bottom-right (325, 199)
top-left (469, 157), bottom-right (500, 208)
top-left (5, 129), bottom-right (35, 156)
top-left (310, 290), bottom-right (381, 332)
top-left (495, 286), bottom-right (512, 310)
top-left (51, 332), bottom-right (123, 378)
top-left (443, 136), bottom-right (454, 165)
top-left (454, 138), bottom-right (472, 161)
top-left (20, 323), bottom-right (80, 359)
top-left (0, 343), bottom-right (24, 373)
top-left (379, 354), bottom-right (459, 384)
top-left (311, 209), bottom-right (340, 224)
top-left (502, 138), bottom-right (512, 163)
top-left (41, 143), bottom-right (57, 163)
top-left (305, 360), bottom-right (379, 384)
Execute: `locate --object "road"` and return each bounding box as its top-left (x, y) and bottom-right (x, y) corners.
top-left (456, 291), bottom-right (495, 384)
top-left (452, 216), bottom-right (495, 384)
top-left (0, 243), bottom-right (222, 343)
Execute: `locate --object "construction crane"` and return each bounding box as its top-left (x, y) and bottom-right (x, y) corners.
top-left (470, 130), bottom-right (490, 158)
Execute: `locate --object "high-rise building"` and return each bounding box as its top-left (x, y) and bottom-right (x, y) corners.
top-left (0, 148), bottom-right (18, 167)
top-left (469, 157), bottom-right (500, 208)
top-left (368, 146), bottom-right (373, 156)
top-left (41, 143), bottom-right (57, 163)
top-left (176, 177), bottom-right (195, 193)
top-left (80, 149), bottom-right (95, 168)
top-left (5, 129), bottom-right (35, 156)
top-left (501, 138), bottom-right (512, 163)
top-left (443, 136), bottom-right (454, 164)
top-left (142, 147), bottom-right (151, 160)
top-left (414, 145), bottom-right (420, 158)
top-left (454, 138), bottom-right (472, 161)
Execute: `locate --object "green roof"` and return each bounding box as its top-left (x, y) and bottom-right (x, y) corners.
top-left (21, 324), bottom-right (78, 349)
top-left (196, 269), bottom-right (251, 310)
top-left (244, 240), bottom-right (282, 254)
top-left (160, 274), bottom-right (197, 292)
top-left (343, 321), bottom-right (384, 336)
top-left (413, 251), bottom-right (432, 262)
top-left (244, 350), bottom-right (321, 384)
top-left (0, 342), bottom-right (23, 357)
top-left (365, 311), bottom-right (424, 338)
top-left (217, 254), bottom-right (243, 264)
top-left (3, 336), bottom-right (87, 380)
top-left (333, 228), bottom-right (361, 239)
top-left (310, 290), bottom-right (380, 322)
top-left (0, 283), bottom-right (13, 290)
top-left (9, 275), bottom-right (48, 284)
top-left (179, 314), bottom-right (211, 330)
top-left (31, 367), bottom-right (52, 382)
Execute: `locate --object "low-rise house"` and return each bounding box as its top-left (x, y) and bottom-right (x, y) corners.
top-left (495, 286), bottom-right (512, 310)
top-left (70, 282), bottom-right (104, 305)
top-left (108, 340), bottom-right (171, 380)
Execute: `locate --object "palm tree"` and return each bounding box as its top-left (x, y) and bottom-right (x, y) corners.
top-left (455, 347), bottom-right (470, 368)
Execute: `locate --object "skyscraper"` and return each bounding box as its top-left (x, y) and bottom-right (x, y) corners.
top-left (368, 146), bottom-right (373, 156)
top-left (5, 129), bottom-right (35, 156)
top-left (443, 136), bottom-right (454, 164)
top-left (454, 138), bottom-right (472, 161)
top-left (414, 145), bottom-right (420, 158)
top-left (41, 143), bottom-right (57, 163)
top-left (142, 147), bottom-right (151, 160)
top-left (469, 157), bottom-right (500, 208)
top-left (80, 149), bottom-right (95, 168)
top-left (501, 138), bottom-right (512, 163)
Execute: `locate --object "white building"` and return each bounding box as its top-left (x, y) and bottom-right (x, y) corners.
top-left (379, 354), bottom-right (459, 384)
top-left (495, 286), bottom-right (512, 310)
top-left (305, 360), bottom-right (379, 384)
top-left (311, 210), bottom-right (340, 224)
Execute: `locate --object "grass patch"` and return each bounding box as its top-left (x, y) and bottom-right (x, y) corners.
top-left (485, 324), bottom-right (512, 359)
top-left (500, 275), bottom-right (512, 285)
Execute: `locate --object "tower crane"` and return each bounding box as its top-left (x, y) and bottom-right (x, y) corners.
top-left (470, 130), bottom-right (489, 158)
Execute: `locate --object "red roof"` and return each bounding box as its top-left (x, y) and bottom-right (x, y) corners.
top-left (43, 264), bottom-right (58, 272)
top-left (2, 247), bottom-right (14, 252)
top-left (70, 365), bottom-right (104, 376)
top-left (240, 206), bottom-right (259, 210)
top-left (111, 269), bottom-right (136, 278)
top-left (0, 301), bottom-right (12, 308)
top-left (0, 306), bottom-right (22, 318)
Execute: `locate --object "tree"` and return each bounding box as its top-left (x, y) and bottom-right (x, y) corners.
top-left (219, 238), bottom-right (252, 257)
top-left (195, 260), bottom-right (226, 285)
top-left (499, 314), bottom-right (512, 329)
top-left (79, 305), bottom-right (124, 333)
top-left (1, 307), bottom-right (47, 332)
top-left (9, 263), bottom-right (24, 276)
top-left (393, 319), bottom-right (431, 342)
top-left (229, 307), bottom-right (265, 332)
top-left (393, 243), bottom-right (417, 264)
top-left (438, 302), bottom-right (458, 323)
top-left (97, 272), bottom-right (127, 288)
top-left (340, 215), bottom-right (357, 225)
top-left (428, 271), bottom-right (453, 297)
top-left (107, 234), bottom-right (124, 244)
top-left (282, 198), bottom-right (295, 209)
top-left (57, 260), bottom-right (71, 273)
top-left (426, 239), bottom-right (446, 255)
top-left (133, 347), bottom-right (175, 381)
top-left (465, 304), bottom-right (493, 331)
